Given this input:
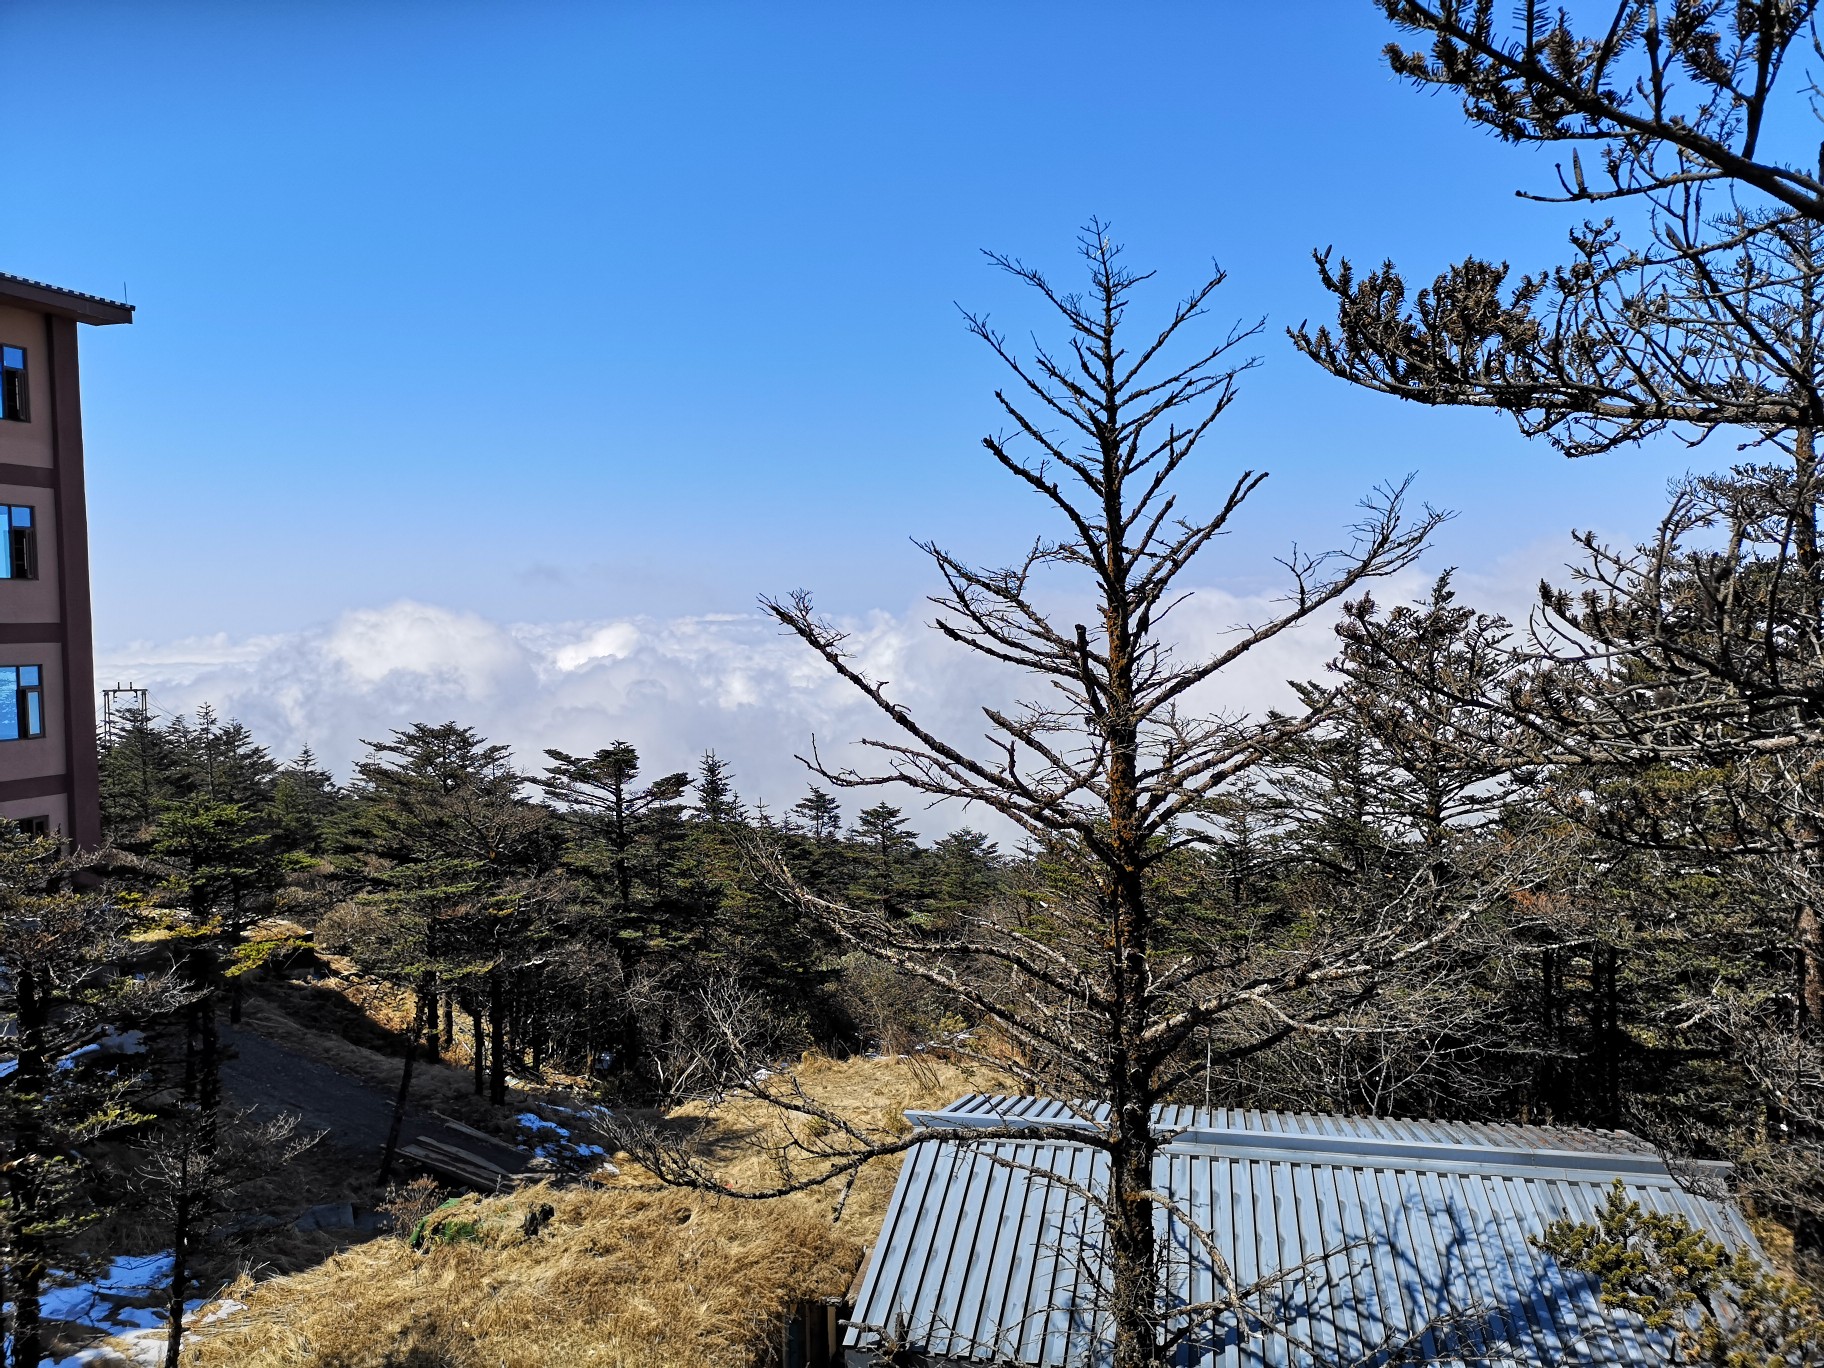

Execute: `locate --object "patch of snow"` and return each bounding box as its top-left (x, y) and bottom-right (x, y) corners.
top-left (49, 1350), bottom-right (120, 1368)
top-left (41, 1252), bottom-right (173, 1330)
top-left (72, 1300), bottom-right (241, 1368)
top-left (112, 1328), bottom-right (167, 1366)
top-left (55, 1044), bottom-right (101, 1071)
top-left (96, 1028), bottom-right (146, 1055)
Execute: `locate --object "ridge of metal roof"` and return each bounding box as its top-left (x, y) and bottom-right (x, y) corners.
top-left (932, 1093), bottom-right (1661, 1153)
top-left (911, 1096), bottom-right (1709, 1187)
top-left (0, 272), bottom-right (134, 325)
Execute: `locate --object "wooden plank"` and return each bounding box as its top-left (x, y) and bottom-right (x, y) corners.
top-left (414, 1137), bottom-right (515, 1177)
top-left (431, 1115), bottom-right (520, 1150)
top-left (398, 1144), bottom-right (506, 1189)
top-left (417, 1138), bottom-right (514, 1181)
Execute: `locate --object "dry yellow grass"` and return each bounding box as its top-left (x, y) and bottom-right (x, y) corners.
top-left (181, 1053), bottom-right (1006, 1368)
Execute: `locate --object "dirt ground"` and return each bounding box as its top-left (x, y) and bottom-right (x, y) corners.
top-left (219, 1017), bottom-right (531, 1179)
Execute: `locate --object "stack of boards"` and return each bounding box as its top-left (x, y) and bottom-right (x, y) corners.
top-left (400, 1116), bottom-right (533, 1191)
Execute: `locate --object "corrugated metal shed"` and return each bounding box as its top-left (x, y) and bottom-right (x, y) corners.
top-left (844, 1095), bottom-right (1757, 1367)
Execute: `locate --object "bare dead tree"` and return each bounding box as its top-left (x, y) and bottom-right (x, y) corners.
top-left (132, 1104), bottom-right (318, 1368)
top-left (600, 227), bottom-right (1551, 1367)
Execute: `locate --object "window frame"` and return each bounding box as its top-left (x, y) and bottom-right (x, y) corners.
top-left (0, 345), bottom-right (27, 423)
top-left (1, 504), bottom-right (37, 581)
top-left (13, 815), bottom-right (48, 838)
top-left (0, 665), bottom-right (45, 742)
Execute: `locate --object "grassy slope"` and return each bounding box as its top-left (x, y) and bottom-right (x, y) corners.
top-left (182, 1054), bottom-right (1001, 1368)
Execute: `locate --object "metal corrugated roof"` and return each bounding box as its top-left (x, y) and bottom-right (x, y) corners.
top-left (845, 1095), bottom-right (1758, 1367)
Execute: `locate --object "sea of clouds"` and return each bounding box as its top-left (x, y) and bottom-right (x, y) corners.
top-left (97, 554), bottom-right (1551, 835)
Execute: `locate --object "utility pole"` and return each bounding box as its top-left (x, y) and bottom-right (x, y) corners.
top-left (100, 683), bottom-right (148, 745)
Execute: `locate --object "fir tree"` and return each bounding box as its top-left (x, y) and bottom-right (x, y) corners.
top-left (0, 832), bottom-right (182, 1368)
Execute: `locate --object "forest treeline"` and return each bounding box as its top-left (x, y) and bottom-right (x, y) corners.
top-left (74, 556), bottom-right (1824, 1262)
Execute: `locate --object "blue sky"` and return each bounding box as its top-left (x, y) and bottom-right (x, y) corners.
top-left (1, 1), bottom-right (1704, 806)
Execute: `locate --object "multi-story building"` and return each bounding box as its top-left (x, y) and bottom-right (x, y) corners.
top-left (0, 273), bottom-right (132, 847)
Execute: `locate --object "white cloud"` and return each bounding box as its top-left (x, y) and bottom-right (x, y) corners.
top-left (97, 579), bottom-right (1436, 836)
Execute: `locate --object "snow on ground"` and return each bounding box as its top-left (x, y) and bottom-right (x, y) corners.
top-left (1, 1025), bottom-right (151, 1080)
top-left (40, 1253), bottom-right (172, 1335)
top-left (13, 1251), bottom-right (245, 1368)
top-left (514, 1104), bottom-right (616, 1174)
top-left (106, 1300), bottom-right (246, 1367)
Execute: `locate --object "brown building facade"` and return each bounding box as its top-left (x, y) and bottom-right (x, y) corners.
top-left (0, 273), bottom-right (132, 847)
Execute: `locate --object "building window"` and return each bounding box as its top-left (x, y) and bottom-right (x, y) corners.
top-left (1, 505), bottom-right (36, 580)
top-left (14, 815), bottom-right (48, 838)
top-left (0, 347), bottom-right (25, 422)
top-left (0, 665), bottom-right (44, 741)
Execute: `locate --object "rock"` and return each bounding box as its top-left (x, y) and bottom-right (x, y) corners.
top-left (520, 1202), bottom-right (555, 1239)
top-left (294, 1201), bottom-right (355, 1233)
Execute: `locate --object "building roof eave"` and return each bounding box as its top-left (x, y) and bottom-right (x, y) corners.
top-left (0, 273), bottom-right (134, 326)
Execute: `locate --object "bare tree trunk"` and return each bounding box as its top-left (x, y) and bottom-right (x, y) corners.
top-left (197, 964), bottom-right (221, 1156)
top-left (418, 973), bottom-right (439, 1061)
top-left (488, 968), bottom-right (507, 1106)
top-left (1099, 423), bottom-right (1164, 1367)
top-left (162, 1187), bottom-right (192, 1368)
top-left (442, 991), bottom-right (454, 1056)
top-left (378, 997), bottom-right (425, 1185)
top-left (1107, 1123), bottom-right (1161, 1368)
top-left (1800, 901), bottom-right (1824, 1030)
top-left (469, 992), bottom-right (485, 1097)
top-left (1794, 426), bottom-right (1824, 1033)
top-left (1591, 945), bottom-right (1622, 1129)
top-left (8, 966), bottom-right (46, 1368)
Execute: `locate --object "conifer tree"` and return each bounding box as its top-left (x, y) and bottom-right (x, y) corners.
top-left (0, 832), bottom-right (182, 1368)
top-left (351, 724), bottom-right (547, 1106)
top-left (847, 802), bottom-right (920, 918)
top-left (691, 750), bottom-right (745, 825)
top-left (1304, 15), bottom-right (1824, 1254)
top-left (272, 745), bottom-right (341, 855)
top-left (1364, 3), bottom-right (1824, 223)
top-left (97, 705), bottom-right (186, 841)
top-left (538, 744), bottom-right (696, 1093)
top-left (789, 786), bottom-right (842, 843)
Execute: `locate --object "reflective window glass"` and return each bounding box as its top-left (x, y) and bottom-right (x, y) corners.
top-left (0, 670), bottom-right (17, 742)
top-left (25, 692), bottom-right (40, 737)
top-left (19, 666), bottom-right (39, 686)
top-left (2, 506), bottom-right (35, 581)
top-left (0, 348), bottom-right (24, 422)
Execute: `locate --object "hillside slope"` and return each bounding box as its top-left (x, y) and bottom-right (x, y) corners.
top-left (178, 1055), bottom-right (997, 1368)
